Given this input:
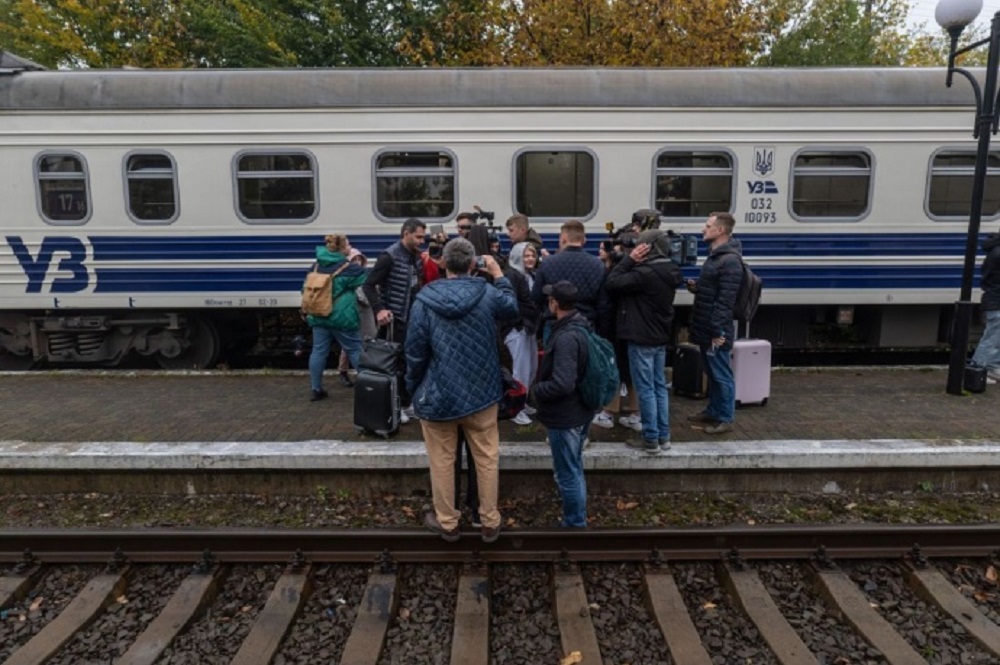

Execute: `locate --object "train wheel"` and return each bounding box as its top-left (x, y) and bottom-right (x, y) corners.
top-left (0, 348), bottom-right (34, 371)
top-left (155, 317), bottom-right (219, 370)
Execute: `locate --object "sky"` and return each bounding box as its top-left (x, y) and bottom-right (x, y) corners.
top-left (907, 0), bottom-right (1000, 31)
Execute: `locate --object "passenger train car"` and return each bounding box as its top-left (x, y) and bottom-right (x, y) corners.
top-left (0, 65), bottom-right (994, 369)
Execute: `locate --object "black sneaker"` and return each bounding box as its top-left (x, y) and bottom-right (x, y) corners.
top-left (659, 439), bottom-right (672, 451)
top-left (687, 411), bottom-right (715, 423)
top-left (309, 389), bottom-right (328, 402)
top-left (643, 439), bottom-right (661, 454)
top-left (339, 371), bottom-right (354, 388)
top-left (424, 511), bottom-right (460, 543)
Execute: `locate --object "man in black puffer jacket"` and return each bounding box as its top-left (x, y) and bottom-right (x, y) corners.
top-left (972, 230), bottom-right (1000, 382)
top-left (686, 212), bottom-right (743, 434)
top-left (605, 230), bottom-right (683, 453)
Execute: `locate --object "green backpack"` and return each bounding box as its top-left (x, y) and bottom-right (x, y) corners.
top-left (573, 325), bottom-right (620, 411)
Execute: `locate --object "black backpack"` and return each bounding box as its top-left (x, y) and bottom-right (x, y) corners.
top-left (734, 258), bottom-right (762, 324)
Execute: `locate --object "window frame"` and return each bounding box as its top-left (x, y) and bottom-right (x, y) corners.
top-left (512, 146), bottom-right (599, 222)
top-left (924, 147), bottom-right (1000, 222)
top-left (34, 151), bottom-right (92, 226)
top-left (371, 147), bottom-right (458, 223)
top-left (788, 147), bottom-right (875, 223)
top-left (651, 147), bottom-right (737, 221)
top-left (231, 149), bottom-right (319, 225)
top-left (122, 150), bottom-right (180, 225)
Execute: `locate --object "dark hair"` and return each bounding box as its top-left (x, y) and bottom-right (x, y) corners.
top-left (400, 217), bottom-right (426, 237)
top-left (456, 212), bottom-right (476, 223)
top-left (467, 223), bottom-right (492, 256)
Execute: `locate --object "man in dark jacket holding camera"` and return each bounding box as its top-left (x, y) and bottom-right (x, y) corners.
top-left (604, 230), bottom-right (683, 452)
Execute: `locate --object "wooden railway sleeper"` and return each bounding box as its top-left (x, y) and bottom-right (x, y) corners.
top-left (903, 556), bottom-right (1000, 659)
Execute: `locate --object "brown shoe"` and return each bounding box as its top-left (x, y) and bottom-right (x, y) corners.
top-left (424, 511), bottom-right (460, 543)
top-left (481, 524), bottom-right (501, 544)
top-left (687, 411), bottom-right (716, 423)
top-left (704, 421), bottom-right (733, 435)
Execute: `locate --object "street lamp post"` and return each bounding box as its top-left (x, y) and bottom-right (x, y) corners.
top-left (936, 0), bottom-right (998, 395)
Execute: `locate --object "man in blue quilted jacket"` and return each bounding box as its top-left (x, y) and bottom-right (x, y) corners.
top-left (686, 212), bottom-right (743, 434)
top-left (405, 237), bottom-right (518, 543)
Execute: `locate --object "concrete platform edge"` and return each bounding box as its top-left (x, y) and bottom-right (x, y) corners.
top-left (2, 439), bottom-right (999, 472)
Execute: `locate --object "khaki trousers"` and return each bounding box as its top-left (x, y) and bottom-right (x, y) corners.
top-left (420, 404), bottom-right (500, 530)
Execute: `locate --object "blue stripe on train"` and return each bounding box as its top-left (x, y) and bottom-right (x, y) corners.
top-left (89, 232), bottom-right (991, 262)
top-left (92, 265), bottom-right (975, 293)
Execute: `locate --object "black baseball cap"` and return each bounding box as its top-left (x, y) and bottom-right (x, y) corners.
top-left (543, 280), bottom-right (578, 306)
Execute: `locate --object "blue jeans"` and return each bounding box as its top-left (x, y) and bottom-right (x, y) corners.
top-left (627, 343), bottom-right (670, 444)
top-left (702, 345), bottom-right (735, 424)
top-left (972, 309), bottom-right (1000, 370)
top-left (309, 326), bottom-right (362, 391)
top-left (546, 424), bottom-right (588, 528)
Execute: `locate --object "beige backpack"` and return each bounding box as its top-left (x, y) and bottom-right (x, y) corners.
top-left (301, 262), bottom-right (349, 317)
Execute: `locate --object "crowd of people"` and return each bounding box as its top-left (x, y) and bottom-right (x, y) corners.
top-left (302, 210), bottom-right (745, 539)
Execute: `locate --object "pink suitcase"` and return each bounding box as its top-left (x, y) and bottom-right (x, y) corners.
top-left (732, 338), bottom-right (770, 406)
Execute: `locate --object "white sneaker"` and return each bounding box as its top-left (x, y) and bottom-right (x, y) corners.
top-left (988, 368), bottom-right (1000, 382)
top-left (523, 405), bottom-right (537, 416)
top-left (512, 411), bottom-right (532, 426)
top-left (399, 409), bottom-right (410, 425)
top-left (618, 414), bottom-right (642, 432)
top-left (592, 411), bottom-right (614, 429)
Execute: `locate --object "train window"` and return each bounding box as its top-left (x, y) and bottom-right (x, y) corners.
top-left (373, 150), bottom-right (456, 221)
top-left (927, 151), bottom-right (1000, 219)
top-left (514, 150), bottom-right (596, 219)
top-left (791, 151), bottom-right (872, 220)
top-left (124, 152), bottom-right (178, 224)
top-left (234, 151), bottom-right (317, 223)
top-left (35, 153), bottom-right (91, 224)
top-left (654, 150), bottom-right (734, 218)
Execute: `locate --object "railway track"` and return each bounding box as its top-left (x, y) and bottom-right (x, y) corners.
top-left (2, 525), bottom-right (1000, 664)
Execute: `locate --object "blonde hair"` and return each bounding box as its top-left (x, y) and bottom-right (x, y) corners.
top-left (324, 234), bottom-right (349, 253)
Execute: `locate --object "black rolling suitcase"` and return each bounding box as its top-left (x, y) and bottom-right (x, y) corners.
top-left (673, 342), bottom-right (707, 398)
top-left (354, 331), bottom-right (402, 437)
top-left (354, 370), bottom-right (400, 436)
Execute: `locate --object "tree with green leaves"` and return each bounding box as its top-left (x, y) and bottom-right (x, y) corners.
top-left (759, 0), bottom-right (924, 66)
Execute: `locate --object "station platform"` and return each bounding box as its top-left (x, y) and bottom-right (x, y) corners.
top-left (1, 367), bottom-right (999, 495)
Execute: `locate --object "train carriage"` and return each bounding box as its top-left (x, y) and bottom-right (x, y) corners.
top-left (0, 65), bottom-right (993, 368)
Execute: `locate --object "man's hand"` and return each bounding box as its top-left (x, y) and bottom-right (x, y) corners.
top-left (376, 310), bottom-right (393, 326)
top-left (480, 254), bottom-right (504, 280)
top-left (629, 243), bottom-right (651, 263)
top-left (685, 278), bottom-right (697, 294)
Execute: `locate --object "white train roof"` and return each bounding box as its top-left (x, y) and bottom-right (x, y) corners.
top-left (0, 67), bottom-right (982, 110)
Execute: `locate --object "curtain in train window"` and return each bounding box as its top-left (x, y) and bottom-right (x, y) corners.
top-left (655, 151), bottom-right (733, 218)
top-left (126, 153), bottom-right (178, 224)
top-left (791, 152), bottom-right (872, 220)
top-left (375, 152), bottom-right (455, 220)
top-left (515, 151), bottom-right (595, 218)
top-left (927, 151), bottom-right (1000, 219)
top-left (36, 154), bottom-right (90, 224)
top-left (236, 153), bottom-right (317, 222)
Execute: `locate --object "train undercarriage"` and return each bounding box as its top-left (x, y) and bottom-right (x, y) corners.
top-left (0, 304), bottom-right (966, 371)
top-left (0, 310), bottom-right (303, 371)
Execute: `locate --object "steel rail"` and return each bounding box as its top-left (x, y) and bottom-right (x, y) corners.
top-left (1, 524), bottom-right (998, 564)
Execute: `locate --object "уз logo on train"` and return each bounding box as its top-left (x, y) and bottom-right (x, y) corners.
top-left (6, 236), bottom-right (89, 293)
top-left (753, 147), bottom-right (775, 177)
